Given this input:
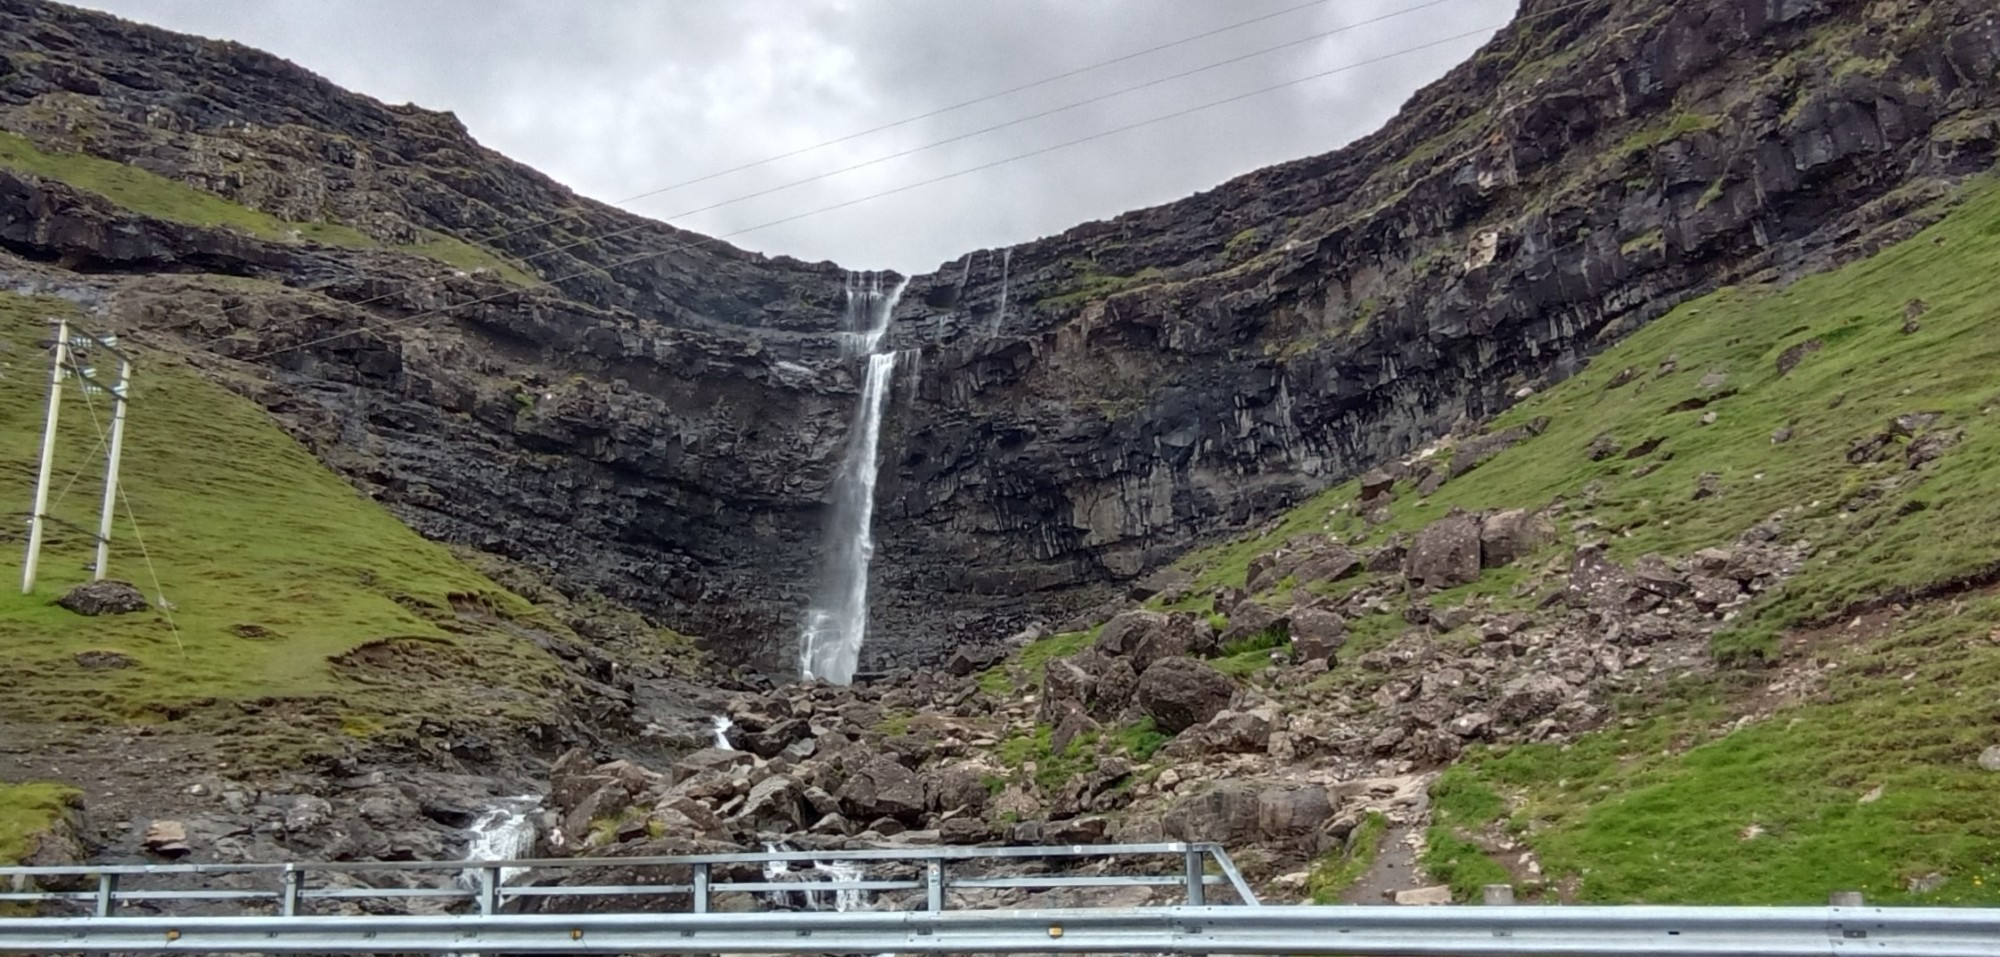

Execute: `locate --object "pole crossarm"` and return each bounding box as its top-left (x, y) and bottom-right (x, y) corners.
top-left (0, 904), bottom-right (1995, 955)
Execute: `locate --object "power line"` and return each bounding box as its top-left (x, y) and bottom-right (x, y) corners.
top-left (183, 0), bottom-right (1482, 351)
top-left (234, 9), bottom-right (1556, 365)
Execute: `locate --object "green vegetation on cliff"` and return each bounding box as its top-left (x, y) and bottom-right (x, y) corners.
top-left (1154, 175), bottom-right (2000, 903)
top-left (0, 290), bottom-right (578, 768)
top-left (0, 131), bottom-right (535, 285)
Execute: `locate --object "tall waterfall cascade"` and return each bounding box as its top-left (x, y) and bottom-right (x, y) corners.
top-left (798, 273), bottom-right (909, 685)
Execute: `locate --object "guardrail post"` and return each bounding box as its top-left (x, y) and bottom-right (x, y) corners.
top-left (279, 867), bottom-right (303, 917)
top-left (693, 863), bottom-right (710, 914)
top-left (93, 873), bottom-right (117, 918)
top-left (1184, 847), bottom-right (1206, 906)
top-left (927, 859), bottom-right (945, 912)
top-left (477, 866), bottom-right (500, 916)
top-left (1831, 890), bottom-right (1865, 907)
top-left (1484, 884), bottom-right (1516, 905)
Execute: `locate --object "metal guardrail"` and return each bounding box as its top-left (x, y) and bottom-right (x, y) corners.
top-left (0, 842), bottom-right (1258, 917)
top-left (1, 904), bottom-right (1997, 954)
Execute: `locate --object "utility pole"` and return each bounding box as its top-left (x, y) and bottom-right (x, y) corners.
top-left (22, 318), bottom-right (69, 595)
top-left (21, 320), bottom-right (135, 594)
top-left (92, 355), bottom-right (133, 582)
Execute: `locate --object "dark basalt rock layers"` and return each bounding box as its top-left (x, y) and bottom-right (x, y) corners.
top-left (1, 0), bottom-right (1995, 672)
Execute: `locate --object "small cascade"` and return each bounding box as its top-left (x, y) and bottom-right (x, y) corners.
top-left (760, 843), bottom-right (870, 912)
top-left (457, 797), bottom-right (539, 890)
top-left (991, 246), bottom-right (1012, 337)
top-left (710, 715), bottom-right (736, 750)
top-left (799, 273), bottom-right (908, 685)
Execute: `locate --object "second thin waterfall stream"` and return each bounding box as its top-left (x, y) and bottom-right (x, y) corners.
top-left (799, 274), bottom-right (907, 685)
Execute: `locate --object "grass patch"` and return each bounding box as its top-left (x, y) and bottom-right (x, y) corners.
top-left (0, 782), bottom-right (77, 865)
top-left (0, 292), bottom-right (568, 767)
top-left (977, 628), bottom-right (1096, 697)
top-left (1451, 597), bottom-right (2000, 903)
top-left (0, 131), bottom-right (529, 284)
top-left (1422, 767), bottom-right (1514, 901)
top-left (1106, 717), bottom-right (1171, 761)
top-left (997, 724), bottom-right (1102, 793)
top-left (1308, 811), bottom-right (1388, 902)
top-left (402, 229), bottom-right (540, 287)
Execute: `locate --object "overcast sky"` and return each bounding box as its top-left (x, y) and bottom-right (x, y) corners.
top-left (68, 0), bottom-right (1514, 273)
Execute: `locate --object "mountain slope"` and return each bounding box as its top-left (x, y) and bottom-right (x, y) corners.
top-left (0, 277), bottom-right (703, 865)
top-left (0, 0), bottom-right (1995, 677)
top-left (961, 173), bottom-right (2000, 905)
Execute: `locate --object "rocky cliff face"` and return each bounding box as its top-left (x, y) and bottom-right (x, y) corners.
top-left (1, 0), bottom-right (1996, 673)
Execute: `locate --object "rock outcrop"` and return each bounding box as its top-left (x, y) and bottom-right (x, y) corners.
top-left (0, 0), bottom-right (1994, 673)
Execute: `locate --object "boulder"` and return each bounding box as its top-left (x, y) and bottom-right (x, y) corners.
top-left (1095, 610), bottom-right (1170, 659)
top-left (1097, 610), bottom-right (1202, 672)
top-left (672, 748), bottom-right (754, 785)
top-left (283, 796), bottom-right (334, 834)
top-left (73, 650), bottom-right (135, 670)
top-left (1160, 784), bottom-right (1261, 842)
top-left (1289, 608), bottom-right (1347, 663)
top-left (1136, 657), bottom-right (1236, 734)
top-left (1183, 709), bottom-right (1272, 754)
top-left (1406, 512), bottom-right (1483, 590)
top-left (1908, 428), bottom-right (1964, 469)
top-left (1447, 712), bottom-right (1493, 738)
top-left (1565, 545), bottom-right (1628, 609)
top-left (1496, 674), bottom-right (1571, 725)
top-left (1038, 655), bottom-right (1098, 726)
top-left (1359, 467), bottom-right (1399, 502)
top-left (56, 580), bottom-right (149, 616)
top-left (142, 819), bottom-right (191, 857)
top-left (1050, 707), bottom-right (1101, 756)
top-left (1479, 509), bottom-right (1556, 568)
top-left (839, 755), bottom-right (926, 821)
top-left (733, 775), bottom-right (804, 833)
top-left (1396, 885), bottom-right (1454, 905)
top-left (1979, 746), bottom-right (2000, 772)
top-left (1293, 546), bottom-right (1364, 584)
top-left (926, 767), bottom-right (992, 813)
top-left (1256, 787), bottom-right (1333, 840)
top-left (1093, 657), bottom-right (1141, 719)
top-left (1451, 426), bottom-right (1532, 478)
top-left (1219, 601), bottom-right (1288, 647)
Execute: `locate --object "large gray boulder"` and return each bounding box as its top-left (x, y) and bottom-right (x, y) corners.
top-left (1136, 657), bottom-right (1235, 734)
top-left (1159, 784), bottom-right (1261, 843)
top-left (1405, 511), bottom-right (1483, 590)
top-left (1289, 607), bottom-right (1347, 663)
top-left (1256, 787), bottom-right (1334, 840)
top-left (1479, 509), bottom-right (1557, 568)
top-left (839, 755), bottom-right (926, 822)
top-left (1095, 610), bottom-right (1201, 672)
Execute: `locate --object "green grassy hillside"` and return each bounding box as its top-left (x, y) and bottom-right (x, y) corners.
top-left (0, 131), bottom-right (536, 285)
top-left (1047, 175), bottom-right (2000, 904)
top-left (0, 288), bottom-right (594, 800)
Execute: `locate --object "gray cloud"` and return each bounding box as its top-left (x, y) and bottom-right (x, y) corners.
top-left (66, 0), bottom-right (1512, 272)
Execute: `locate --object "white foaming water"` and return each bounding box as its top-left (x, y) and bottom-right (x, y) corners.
top-left (457, 797), bottom-right (538, 890)
top-left (800, 273), bottom-right (907, 686)
top-left (710, 715), bottom-right (735, 750)
top-left (761, 843), bottom-right (870, 912)
top-left (991, 246), bottom-right (1011, 337)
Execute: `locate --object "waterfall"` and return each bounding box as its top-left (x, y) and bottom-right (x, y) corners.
top-left (761, 843), bottom-right (870, 912)
top-left (799, 273), bottom-right (907, 685)
top-left (991, 246), bottom-right (1012, 337)
top-left (710, 715), bottom-right (736, 750)
top-left (457, 797), bottom-right (539, 891)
